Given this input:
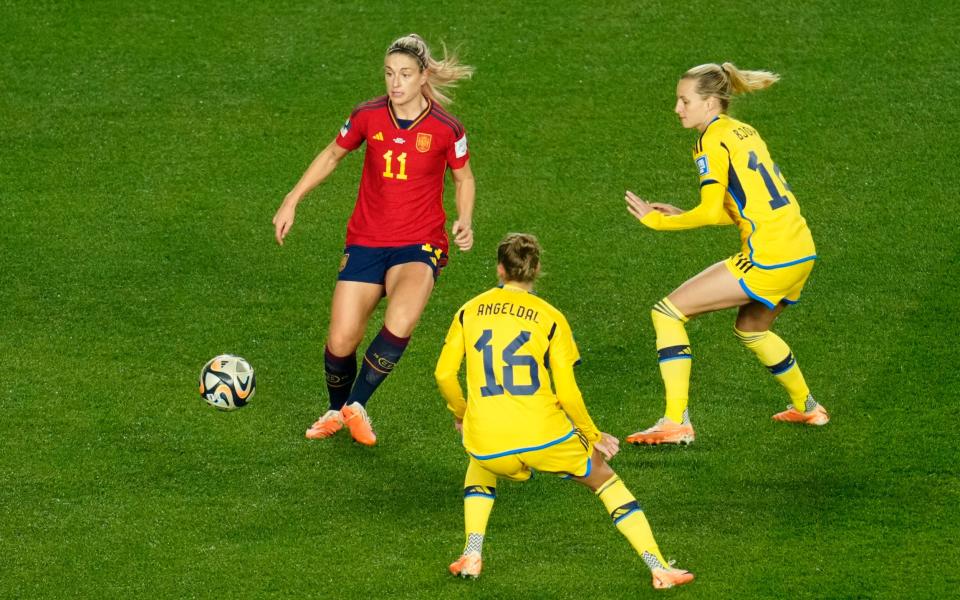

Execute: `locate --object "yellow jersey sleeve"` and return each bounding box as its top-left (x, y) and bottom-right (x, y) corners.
top-left (548, 313), bottom-right (601, 443)
top-left (640, 129), bottom-right (734, 230)
top-left (434, 309), bottom-right (467, 419)
top-left (639, 183), bottom-right (732, 230)
top-left (546, 311), bottom-right (580, 369)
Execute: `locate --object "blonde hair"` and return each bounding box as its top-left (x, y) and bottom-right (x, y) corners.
top-left (497, 233), bottom-right (541, 283)
top-left (682, 62), bottom-right (780, 111)
top-left (386, 33), bottom-right (474, 106)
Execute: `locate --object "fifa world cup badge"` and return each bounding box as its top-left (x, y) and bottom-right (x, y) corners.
top-left (696, 155), bottom-right (709, 176)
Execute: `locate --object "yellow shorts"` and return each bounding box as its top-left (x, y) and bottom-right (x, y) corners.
top-left (724, 252), bottom-right (815, 309)
top-left (470, 429), bottom-right (593, 482)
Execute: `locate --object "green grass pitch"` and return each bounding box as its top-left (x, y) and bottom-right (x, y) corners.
top-left (2, 1), bottom-right (958, 597)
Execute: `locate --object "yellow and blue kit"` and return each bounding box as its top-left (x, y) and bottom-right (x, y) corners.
top-left (440, 291), bottom-right (681, 575)
top-left (641, 114), bottom-right (816, 307)
top-left (435, 285), bottom-right (601, 466)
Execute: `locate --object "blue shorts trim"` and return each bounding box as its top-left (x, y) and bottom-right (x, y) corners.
top-left (738, 278), bottom-right (776, 310)
top-left (338, 244), bottom-right (447, 285)
top-left (751, 254), bottom-right (818, 270)
top-left (469, 430), bottom-right (575, 461)
top-left (563, 456), bottom-right (593, 480)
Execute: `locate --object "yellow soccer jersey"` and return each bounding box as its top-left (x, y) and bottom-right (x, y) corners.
top-left (641, 114), bottom-right (816, 269)
top-left (435, 285), bottom-right (601, 459)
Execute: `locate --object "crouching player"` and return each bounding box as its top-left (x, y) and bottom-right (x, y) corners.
top-left (434, 233), bottom-right (693, 590)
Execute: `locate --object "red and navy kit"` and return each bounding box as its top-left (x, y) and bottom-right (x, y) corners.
top-left (335, 96), bottom-right (469, 253)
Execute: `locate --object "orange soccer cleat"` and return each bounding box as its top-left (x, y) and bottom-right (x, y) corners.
top-left (449, 551), bottom-right (482, 579)
top-left (651, 566), bottom-right (695, 590)
top-left (305, 410), bottom-right (344, 440)
top-left (341, 402), bottom-right (377, 446)
top-left (772, 401), bottom-right (829, 426)
top-left (626, 418), bottom-right (695, 446)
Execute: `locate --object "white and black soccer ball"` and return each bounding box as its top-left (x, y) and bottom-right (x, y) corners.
top-left (199, 354), bottom-right (256, 410)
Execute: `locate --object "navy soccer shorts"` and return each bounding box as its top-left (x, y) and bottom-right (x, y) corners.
top-left (337, 243), bottom-right (448, 284)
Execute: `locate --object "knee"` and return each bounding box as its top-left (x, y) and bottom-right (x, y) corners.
top-left (383, 312), bottom-right (420, 338)
top-left (593, 459), bottom-right (615, 483)
top-left (584, 456), bottom-right (616, 491)
top-left (326, 328), bottom-right (363, 356)
top-left (735, 307), bottom-right (775, 334)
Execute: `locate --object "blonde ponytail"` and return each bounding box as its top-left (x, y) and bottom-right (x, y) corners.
top-left (386, 34), bottom-right (474, 106)
top-left (683, 62), bottom-right (780, 111)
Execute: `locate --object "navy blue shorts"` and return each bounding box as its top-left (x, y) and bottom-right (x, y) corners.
top-left (337, 243), bottom-right (448, 284)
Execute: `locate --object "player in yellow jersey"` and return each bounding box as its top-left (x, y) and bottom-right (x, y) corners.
top-left (435, 233), bottom-right (693, 590)
top-left (624, 62), bottom-right (829, 446)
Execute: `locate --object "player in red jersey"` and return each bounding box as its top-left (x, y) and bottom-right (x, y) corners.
top-left (272, 34), bottom-right (475, 446)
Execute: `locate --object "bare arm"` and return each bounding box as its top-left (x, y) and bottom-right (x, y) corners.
top-left (449, 161), bottom-right (475, 251)
top-left (272, 140), bottom-right (351, 245)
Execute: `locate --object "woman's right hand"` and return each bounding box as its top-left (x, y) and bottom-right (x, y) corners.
top-left (625, 190), bottom-right (654, 221)
top-left (272, 199), bottom-right (297, 246)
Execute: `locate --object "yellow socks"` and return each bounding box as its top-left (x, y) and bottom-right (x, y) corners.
top-left (595, 474), bottom-right (668, 571)
top-left (462, 459), bottom-right (497, 555)
top-left (734, 328), bottom-right (810, 410)
top-left (652, 298), bottom-right (692, 423)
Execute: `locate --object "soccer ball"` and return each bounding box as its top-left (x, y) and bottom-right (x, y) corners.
top-left (199, 354), bottom-right (256, 410)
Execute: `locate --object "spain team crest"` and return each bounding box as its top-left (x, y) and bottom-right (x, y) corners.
top-left (339, 253), bottom-right (349, 272)
top-left (416, 133), bottom-right (432, 153)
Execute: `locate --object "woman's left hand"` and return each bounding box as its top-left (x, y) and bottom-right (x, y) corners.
top-left (625, 190), bottom-right (654, 221)
top-left (595, 432), bottom-right (621, 461)
top-left (452, 220), bottom-right (473, 251)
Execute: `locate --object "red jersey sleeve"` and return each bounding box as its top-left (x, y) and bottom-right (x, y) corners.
top-left (336, 98), bottom-right (384, 151)
top-left (445, 126), bottom-right (469, 170)
top-left (431, 104), bottom-right (469, 170)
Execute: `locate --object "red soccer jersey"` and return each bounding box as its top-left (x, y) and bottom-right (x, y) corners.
top-left (335, 96), bottom-right (469, 252)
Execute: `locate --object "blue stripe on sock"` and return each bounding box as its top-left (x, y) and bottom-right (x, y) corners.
top-left (767, 353), bottom-right (796, 375)
top-left (657, 345), bottom-right (691, 362)
top-left (612, 501), bottom-right (642, 525)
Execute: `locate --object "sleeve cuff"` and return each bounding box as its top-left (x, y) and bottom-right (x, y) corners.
top-left (639, 211), bottom-right (663, 229)
top-left (583, 428), bottom-right (602, 443)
